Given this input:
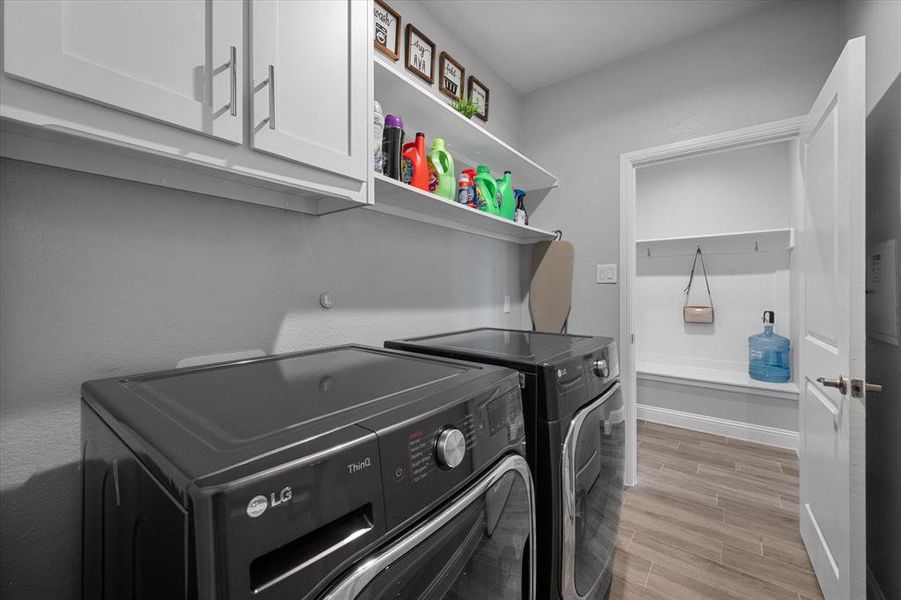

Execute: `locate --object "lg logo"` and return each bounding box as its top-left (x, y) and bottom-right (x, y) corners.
top-left (246, 486), bottom-right (293, 518)
top-left (347, 457), bottom-right (372, 474)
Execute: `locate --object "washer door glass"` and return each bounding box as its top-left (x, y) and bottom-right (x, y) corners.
top-left (562, 382), bottom-right (624, 599)
top-left (321, 455), bottom-right (535, 600)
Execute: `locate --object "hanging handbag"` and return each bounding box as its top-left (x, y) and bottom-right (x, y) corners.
top-left (683, 247), bottom-right (714, 324)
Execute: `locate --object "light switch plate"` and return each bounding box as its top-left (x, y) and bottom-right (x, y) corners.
top-left (596, 263), bottom-right (618, 284)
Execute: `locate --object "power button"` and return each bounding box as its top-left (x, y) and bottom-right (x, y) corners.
top-left (392, 463), bottom-right (405, 482)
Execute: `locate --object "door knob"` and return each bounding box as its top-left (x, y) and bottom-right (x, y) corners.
top-left (817, 375), bottom-right (848, 394)
top-left (851, 379), bottom-right (882, 398)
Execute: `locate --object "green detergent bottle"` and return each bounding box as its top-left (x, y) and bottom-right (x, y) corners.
top-left (428, 138), bottom-right (456, 200)
top-left (496, 171), bottom-right (515, 220)
top-left (474, 165), bottom-right (499, 214)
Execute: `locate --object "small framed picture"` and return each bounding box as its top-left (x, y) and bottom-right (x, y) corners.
top-left (405, 24), bottom-right (435, 85)
top-left (468, 75), bottom-right (490, 121)
top-left (373, 0), bottom-right (401, 61)
top-left (438, 52), bottom-right (465, 101)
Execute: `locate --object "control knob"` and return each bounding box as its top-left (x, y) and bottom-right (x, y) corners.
top-left (592, 359), bottom-right (610, 378)
top-left (435, 428), bottom-right (466, 469)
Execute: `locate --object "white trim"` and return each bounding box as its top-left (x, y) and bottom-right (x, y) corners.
top-left (867, 566), bottom-right (888, 600)
top-left (623, 116), bottom-right (806, 168)
top-left (620, 116), bottom-right (805, 487)
top-left (637, 404), bottom-right (799, 451)
top-left (637, 366), bottom-right (799, 402)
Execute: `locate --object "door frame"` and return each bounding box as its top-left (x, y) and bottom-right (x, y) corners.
top-left (618, 116), bottom-right (805, 486)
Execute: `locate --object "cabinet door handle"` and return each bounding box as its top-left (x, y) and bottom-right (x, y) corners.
top-left (228, 46), bottom-right (237, 117)
top-left (265, 64), bottom-right (276, 130)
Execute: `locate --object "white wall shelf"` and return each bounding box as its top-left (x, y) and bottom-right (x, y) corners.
top-left (370, 173), bottom-right (556, 244)
top-left (638, 359), bottom-right (799, 401)
top-left (637, 228), bottom-right (794, 258)
top-left (374, 56), bottom-right (558, 193)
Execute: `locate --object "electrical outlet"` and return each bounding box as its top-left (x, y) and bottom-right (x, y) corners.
top-left (503, 295), bottom-right (511, 314)
top-left (596, 264), bottom-right (618, 284)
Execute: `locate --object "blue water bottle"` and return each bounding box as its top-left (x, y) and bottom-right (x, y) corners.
top-left (749, 311), bottom-right (791, 383)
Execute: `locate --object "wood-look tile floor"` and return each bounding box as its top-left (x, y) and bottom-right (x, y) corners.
top-left (611, 420), bottom-right (823, 600)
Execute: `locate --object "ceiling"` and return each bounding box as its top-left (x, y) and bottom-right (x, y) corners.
top-left (422, 0), bottom-right (780, 94)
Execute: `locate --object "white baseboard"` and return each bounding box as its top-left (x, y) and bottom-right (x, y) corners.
top-left (637, 404), bottom-right (799, 450)
top-left (867, 566), bottom-right (888, 600)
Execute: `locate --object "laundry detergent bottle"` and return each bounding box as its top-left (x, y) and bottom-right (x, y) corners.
top-left (748, 311), bottom-right (791, 383)
top-left (460, 168), bottom-right (478, 208)
top-left (402, 132), bottom-right (429, 190)
top-left (382, 115), bottom-right (404, 180)
top-left (456, 174), bottom-right (474, 205)
top-left (428, 138), bottom-right (456, 200)
top-left (474, 165), bottom-right (499, 214)
top-left (497, 170), bottom-right (515, 220)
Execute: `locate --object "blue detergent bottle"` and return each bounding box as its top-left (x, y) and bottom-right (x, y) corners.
top-left (749, 311), bottom-right (791, 383)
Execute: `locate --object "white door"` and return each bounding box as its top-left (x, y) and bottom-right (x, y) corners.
top-left (798, 36), bottom-right (867, 600)
top-left (3, 0), bottom-right (243, 143)
top-left (250, 0), bottom-right (368, 181)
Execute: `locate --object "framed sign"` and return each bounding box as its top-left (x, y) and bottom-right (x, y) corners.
top-left (438, 52), bottom-right (465, 101)
top-left (468, 75), bottom-right (490, 121)
top-left (373, 0), bottom-right (401, 61)
top-left (405, 24), bottom-right (435, 85)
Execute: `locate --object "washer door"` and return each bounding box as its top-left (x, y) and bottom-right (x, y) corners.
top-left (561, 382), bottom-right (625, 599)
top-left (321, 454), bottom-right (535, 600)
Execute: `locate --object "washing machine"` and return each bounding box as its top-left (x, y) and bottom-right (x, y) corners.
top-left (386, 328), bottom-right (624, 600)
top-left (82, 345), bottom-right (535, 599)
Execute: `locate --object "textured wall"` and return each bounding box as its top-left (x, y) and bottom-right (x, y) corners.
top-left (519, 0), bottom-right (841, 338)
top-left (0, 159), bottom-right (528, 599)
top-left (379, 1), bottom-right (523, 146)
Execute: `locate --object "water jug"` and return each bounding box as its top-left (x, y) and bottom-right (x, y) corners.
top-left (428, 138), bottom-right (456, 200)
top-left (497, 171), bottom-right (515, 220)
top-left (749, 311), bottom-right (791, 383)
top-left (402, 132), bottom-right (429, 191)
top-left (474, 165), bottom-right (499, 214)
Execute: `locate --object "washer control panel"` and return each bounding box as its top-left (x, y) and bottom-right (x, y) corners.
top-left (592, 358), bottom-right (610, 378)
top-left (435, 428), bottom-right (466, 468)
top-left (376, 376), bottom-right (525, 529)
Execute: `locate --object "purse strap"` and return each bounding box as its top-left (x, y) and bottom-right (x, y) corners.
top-left (684, 247), bottom-right (713, 307)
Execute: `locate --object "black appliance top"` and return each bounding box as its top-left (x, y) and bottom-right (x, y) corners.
top-left (386, 328), bottom-right (615, 371)
top-left (83, 345), bottom-right (527, 600)
top-left (82, 345), bottom-right (514, 486)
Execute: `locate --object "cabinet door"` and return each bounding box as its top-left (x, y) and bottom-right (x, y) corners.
top-left (251, 0), bottom-right (368, 181)
top-left (3, 0), bottom-right (242, 143)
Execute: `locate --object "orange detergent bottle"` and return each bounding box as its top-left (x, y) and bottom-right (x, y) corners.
top-left (402, 132), bottom-right (429, 191)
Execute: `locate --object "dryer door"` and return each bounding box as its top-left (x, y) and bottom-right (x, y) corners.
top-left (321, 454), bottom-right (535, 600)
top-left (561, 382), bottom-right (625, 599)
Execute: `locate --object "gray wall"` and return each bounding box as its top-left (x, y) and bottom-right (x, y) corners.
top-left (383, 1), bottom-right (523, 146)
top-left (0, 159), bottom-right (529, 599)
top-left (839, 2), bottom-right (901, 598)
top-left (637, 381), bottom-right (798, 431)
top-left (0, 3), bottom-right (529, 596)
top-left (519, 0), bottom-right (841, 337)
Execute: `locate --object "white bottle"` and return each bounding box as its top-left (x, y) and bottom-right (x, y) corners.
top-left (373, 100), bottom-right (384, 173)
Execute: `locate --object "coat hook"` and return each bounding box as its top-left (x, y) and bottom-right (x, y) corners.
top-left (647, 247), bottom-right (651, 258)
top-left (755, 241), bottom-right (759, 252)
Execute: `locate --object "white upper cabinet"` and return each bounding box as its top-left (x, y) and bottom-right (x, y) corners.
top-left (3, 0), bottom-right (243, 143)
top-left (250, 0), bottom-right (368, 181)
